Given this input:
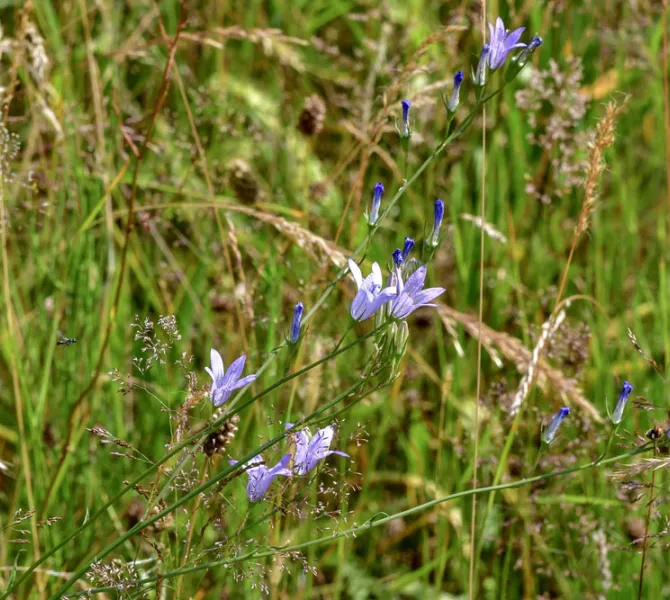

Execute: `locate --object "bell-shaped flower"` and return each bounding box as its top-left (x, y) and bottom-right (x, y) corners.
top-left (285, 424), bottom-right (349, 475)
top-left (487, 17), bottom-right (526, 70)
top-left (206, 349), bottom-right (258, 407)
top-left (389, 265), bottom-right (445, 319)
top-left (228, 454), bottom-right (292, 502)
top-left (348, 259), bottom-right (396, 321)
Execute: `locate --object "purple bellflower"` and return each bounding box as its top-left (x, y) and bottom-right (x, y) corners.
top-left (289, 302), bottom-right (303, 344)
top-left (401, 100), bottom-right (411, 137)
top-left (487, 17), bottom-right (526, 70)
top-left (389, 264), bottom-right (445, 319)
top-left (543, 407), bottom-right (570, 444)
top-left (369, 182), bottom-right (384, 225)
top-left (285, 424), bottom-right (349, 475)
top-left (447, 71), bottom-right (464, 111)
top-left (392, 249), bottom-right (404, 267)
top-left (612, 381), bottom-right (633, 425)
top-left (430, 199), bottom-right (444, 247)
top-left (206, 349), bottom-right (258, 407)
top-left (348, 259), bottom-right (396, 321)
top-left (228, 454), bottom-right (292, 502)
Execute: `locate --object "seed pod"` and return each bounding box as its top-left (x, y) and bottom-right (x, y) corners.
top-left (203, 414), bottom-right (241, 456)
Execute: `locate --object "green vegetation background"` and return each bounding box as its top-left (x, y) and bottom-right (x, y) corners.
top-left (0, 0), bottom-right (668, 598)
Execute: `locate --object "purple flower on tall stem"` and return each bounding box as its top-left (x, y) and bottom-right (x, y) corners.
top-left (228, 454), bottom-right (292, 502)
top-left (285, 424), bottom-right (349, 475)
top-left (206, 349), bottom-right (258, 407)
top-left (401, 100), bottom-right (411, 137)
top-left (430, 199), bottom-right (444, 247)
top-left (447, 71), bottom-right (464, 111)
top-left (369, 182), bottom-right (384, 225)
top-left (612, 381), bottom-right (633, 425)
top-left (543, 407), bottom-right (570, 444)
top-left (289, 302), bottom-right (303, 344)
top-left (389, 265), bottom-right (445, 319)
top-left (486, 17), bottom-right (526, 70)
top-left (348, 259), bottom-right (397, 321)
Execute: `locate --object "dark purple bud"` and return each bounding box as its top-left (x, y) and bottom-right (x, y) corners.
top-left (401, 237), bottom-right (415, 261)
top-left (289, 302), bottom-right (304, 344)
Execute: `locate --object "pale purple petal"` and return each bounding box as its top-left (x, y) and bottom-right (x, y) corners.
top-left (212, 387), bottom-right (232, 407)
top-left (308, 426), bottom-right (335, 461)
top-left (390, 293), bottom-right (414, 319)
top-left (231, 373), bottom-right (257, 390)
top-left (403, 265), bottom-right (427, 296)
top-left (412, 287), bottom-right (446, 306)
top-left (348, 259), bottom-right (363, 289)
top-left (205, 367), bottom-right (217, 384)
top-left (223, 355), bottom-right (246, 388)
top-left (351, 288), bottom-right (371, 320)
top-left (504, 27), bottom-right (525, 49)
top-left (371, 263), bottom-right (383, 288)
top-left (210, 349), bottom-right (225, 381)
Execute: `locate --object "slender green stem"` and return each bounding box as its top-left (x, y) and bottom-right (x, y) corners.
top-left (52, 378), bottom-right (370, 598)
top-left (62, 442), bottom-right (657, 598)
top-left (5, 329), bottom-right (379, 596)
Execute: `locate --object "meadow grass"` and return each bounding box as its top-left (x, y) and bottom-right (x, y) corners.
top-left (1, 1), bottom-right (669, 598)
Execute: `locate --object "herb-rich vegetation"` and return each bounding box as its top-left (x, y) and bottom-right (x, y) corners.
top-left (1, 1), bottom-right (668, 598)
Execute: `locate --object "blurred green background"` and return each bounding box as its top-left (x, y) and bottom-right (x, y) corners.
top-left (1, 0), bottom-right (669, 598)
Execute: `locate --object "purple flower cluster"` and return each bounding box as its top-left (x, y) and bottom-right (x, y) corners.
top-left (229, 425), bottom-right (349, 502)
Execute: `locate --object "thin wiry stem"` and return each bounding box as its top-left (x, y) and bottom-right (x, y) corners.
top-left (7, 328), bottom-right (379, 595)
top-left (52, 379), bottom-right (371, 598)
top-left (638, 440), bottom-right (657, 599)
top-left (63, 442), bottom-right (658, 598)
top-left (469, 4), bottom-right (487, 594)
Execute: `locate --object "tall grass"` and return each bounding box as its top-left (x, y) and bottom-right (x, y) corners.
top-left (1, 1), bottom-right (669, 598)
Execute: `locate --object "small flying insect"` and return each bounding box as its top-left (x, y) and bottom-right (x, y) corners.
top-left (57, 332), bottom-right (77, 347)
